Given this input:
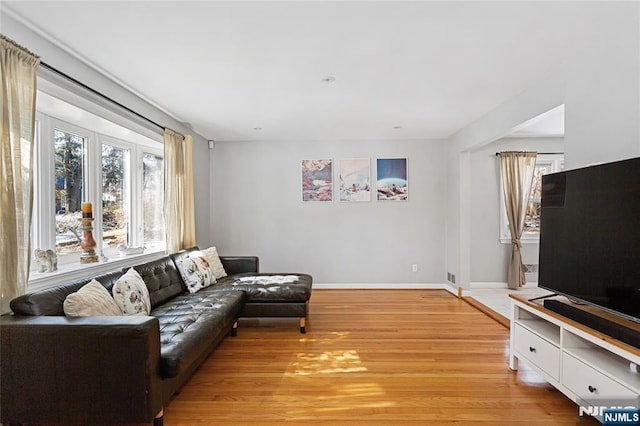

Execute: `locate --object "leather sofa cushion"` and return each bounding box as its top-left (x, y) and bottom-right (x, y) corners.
top-left (214, 273), bottom-right (313, 303)
top-left (220, 256), bottom-right (259, 275)
top-left (151, 289), bottom-right (245, 379)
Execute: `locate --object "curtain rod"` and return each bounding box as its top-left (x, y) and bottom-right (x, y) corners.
top-left (495, 152), bottom-right (564, 156)
top-left (40, 61), bottom-right (168, 133)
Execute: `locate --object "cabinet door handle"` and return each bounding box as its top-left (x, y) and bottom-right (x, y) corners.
top-left (529, 346), bottom-right (536, 353)
top-left (588, 385), bottom-right (597, 393)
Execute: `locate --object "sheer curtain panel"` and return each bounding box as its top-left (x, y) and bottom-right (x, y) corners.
top-left (0, 35), bottom-right (40, 313)
top-left (163, 129), bottom-right (196, 253)
top-left (499, 151), bottom-right (537, 289)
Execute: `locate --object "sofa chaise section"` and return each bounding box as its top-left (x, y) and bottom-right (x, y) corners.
top-left (175, 248), bottom-right (313, 333)
top-left (216, 272), bottom-right (313, 333)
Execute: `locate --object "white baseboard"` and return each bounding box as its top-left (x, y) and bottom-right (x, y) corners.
top-left (312, 283), bottom-right (472, 297)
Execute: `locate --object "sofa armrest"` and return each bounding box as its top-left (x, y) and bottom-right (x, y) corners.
top-left (1, 315), bottom-right (163, 424)
top-left (220, 256), bottom-right (259, 275)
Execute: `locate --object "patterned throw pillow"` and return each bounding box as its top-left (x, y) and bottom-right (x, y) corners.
top-left (63, 279), bottom-right (122, 317)
top-left (201, 246), bottom-right (227, 279)
top-left (112, 268), bottom-right (151, 315)
top-left (176, 255), bottom-right (215, 293)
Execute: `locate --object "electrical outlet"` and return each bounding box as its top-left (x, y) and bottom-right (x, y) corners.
top-left (412, 264), bottom-right (418, 273)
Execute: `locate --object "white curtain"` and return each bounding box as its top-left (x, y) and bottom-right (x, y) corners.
top-left (0, 35), bottom-right (40, 313)
top-left (500, 151), bottom-right (537, 289)
top-left (163, 129), bottom-right (196, 253)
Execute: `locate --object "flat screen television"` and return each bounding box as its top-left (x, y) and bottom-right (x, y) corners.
top-left (538, 156), bottom-right (640, 323)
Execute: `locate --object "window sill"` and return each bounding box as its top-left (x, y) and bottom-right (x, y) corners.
top-left (28, 250), bottom-right (167, 292)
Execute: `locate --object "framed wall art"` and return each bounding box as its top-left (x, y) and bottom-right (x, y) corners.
top-left (339, 158), bottom-right (371, 202)
top-left (302, 159), bottom-right (333, 202)
top-left (376, 158), bottom-right (408, 201)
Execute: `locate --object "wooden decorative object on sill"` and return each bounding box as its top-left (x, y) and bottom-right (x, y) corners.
top-left (78, 217), bottom-right (98, 263)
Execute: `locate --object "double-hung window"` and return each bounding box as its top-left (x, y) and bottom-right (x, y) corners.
top-left (30, 87), bottom-right (165, 288)
top-left (499, 154), bottom-right (564, 243)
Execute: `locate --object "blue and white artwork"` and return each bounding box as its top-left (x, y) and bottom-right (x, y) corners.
top-left (339, 158), bottom-right (371, 202)
top-left (376, 158), bottom-right (408, 201)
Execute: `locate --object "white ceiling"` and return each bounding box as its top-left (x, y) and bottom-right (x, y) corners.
top-left (4, 1), bottom-right (584, 141)
top-left (506, 104), bottom-right (564, 139)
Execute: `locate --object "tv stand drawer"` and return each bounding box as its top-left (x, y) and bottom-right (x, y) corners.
top-left (513, 323), bottom-right (560, 381)
top-left (562, 352), bottom-right (638, 403)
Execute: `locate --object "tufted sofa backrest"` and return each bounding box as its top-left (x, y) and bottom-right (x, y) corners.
top-left (11, 254), bottom-right (193, 316)
top-left (129, 256), bottom-right (186, 309)
top-left (10, 271), bottom-right (124, 316)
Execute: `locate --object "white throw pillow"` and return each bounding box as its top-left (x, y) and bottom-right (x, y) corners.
top-left (112, 268), bottom-right (151, 315)
top-left (201, 246), bottom-right (227, 279)
top-left (63, 279), bottom-right (122, 317)
top-left (176, 255), bottom-right (215, 293)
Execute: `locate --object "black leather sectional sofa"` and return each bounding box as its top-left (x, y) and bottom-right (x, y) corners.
top-left (0, 247), bottom-right (313, 425)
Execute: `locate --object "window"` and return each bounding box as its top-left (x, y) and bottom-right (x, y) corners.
top-left (54, 128), bottom-right (87, 256)
top-left (101, 140), bottom-right (130, 256)
top-left (142, 153), bottom-right (164, 244)
top-left (500, 154), bottom-right (564, 243)
top-left (31, 89), bottom-right (165, 284)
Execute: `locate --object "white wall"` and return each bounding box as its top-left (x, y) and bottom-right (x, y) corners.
top-left (562, 2), bottom-right (640, 169)
top-left (470, 137), bottom-right (564, 284)
top-left (446, 1), bottom-right (640, 290)
top-left (210, 139), bottom-right (446, 284)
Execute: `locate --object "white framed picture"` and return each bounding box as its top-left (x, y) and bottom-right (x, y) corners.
top-left (339, 158), bottom-right (371, 202)
top-left (376, 158), bottom-right (408, 201)
top-left (301, 159), bottom-right (333, 202)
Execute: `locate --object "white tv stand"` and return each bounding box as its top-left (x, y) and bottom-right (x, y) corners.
top-left (509, 294), bottom-right (640, 418)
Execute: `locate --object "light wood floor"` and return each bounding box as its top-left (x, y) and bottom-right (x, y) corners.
top-left (163, 289), bottom-right (598, 425)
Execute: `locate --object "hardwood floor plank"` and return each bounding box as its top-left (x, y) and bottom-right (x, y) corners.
top-left (163, 289), bottom-right (599, 425)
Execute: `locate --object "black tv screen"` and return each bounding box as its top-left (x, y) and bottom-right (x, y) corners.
top-left (538, 156), bottom-right (640, 323)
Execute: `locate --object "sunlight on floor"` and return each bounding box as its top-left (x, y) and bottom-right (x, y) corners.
top-left (290, 349), bottom-right (368, 375)
top-left (284, 332), bottom-right (397, 415)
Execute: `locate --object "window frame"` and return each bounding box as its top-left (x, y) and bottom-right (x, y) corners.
top-left (139, 150), bottom-right (166, 249)
top-left (29, 83), bottom-right (166, 291)
top-left (34, 115), bottom-right (94, 265)
top-left (499, 154), bottom-right (564, 244)
top-left (99, 134), bottom-right (133, 259)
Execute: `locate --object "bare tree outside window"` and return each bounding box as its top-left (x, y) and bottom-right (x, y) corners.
top-left (102, 144), bottom-right (129, 249)
top-left (54, 129), bottom-right (85, 254)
